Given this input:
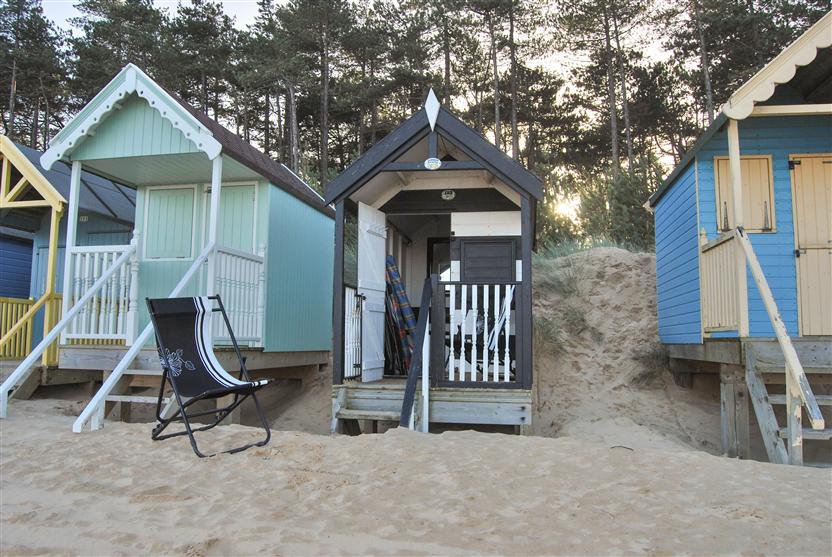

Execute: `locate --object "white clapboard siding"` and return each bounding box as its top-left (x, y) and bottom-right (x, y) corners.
top-left (65, 245), bottom-right (134, 341)
top-left (213, 246), bottom-right (265, 345)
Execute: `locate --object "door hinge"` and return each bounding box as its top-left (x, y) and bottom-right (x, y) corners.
top-left (788, 160), bottom-right (801, 170)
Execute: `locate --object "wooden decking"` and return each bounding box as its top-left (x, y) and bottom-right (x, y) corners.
top-left (332, 377), bottom-right (532, 432)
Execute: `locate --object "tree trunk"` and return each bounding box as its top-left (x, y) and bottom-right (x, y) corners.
top-left (201, 71), bottom-right (208, 116)
top-left (443, 19), bottom-right (452, 105)
top-left (358, 61), bottom-right (366, 155)
top-left (287, 82), bottom-right (300, 172)
top-left (612, 10), bottom-right (633, 173)
top-left (264, 90), bottom-right (271, 155)
top-left (7, 58), bottom-right (17, 137)
top-left (693, 0), bottom-right (714, 123)
top-left (370, 60), bottom-right (378, 144)
top-left (488, 13), bottom-right (500, 147)
top-left (319, 19), bottom-right (330, 182)
top-left (603, 7), bottom-right (620, 179)
top-left (276, 92), bottom-right (284, 160)
top-left (31, 97), bottom-right (40, 149)
top-left (509, 2), bottom-right (519, 160)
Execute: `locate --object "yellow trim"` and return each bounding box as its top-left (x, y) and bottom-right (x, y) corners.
top-left (0, 297), bottom-right (35, 360)
top-left (0, 135), bottom-right (66, 210)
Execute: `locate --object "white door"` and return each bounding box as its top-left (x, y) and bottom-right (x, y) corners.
top-left (357, 202), bottom-right (387, 382)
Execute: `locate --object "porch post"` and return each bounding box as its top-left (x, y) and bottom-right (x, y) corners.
top-left (42, 207), bottom-right (62, 365)
top-left (332, 200), bottom-right (346, 385)
top-left (59, 160), bottom-right (82, 343)
top-left (206, 156), bottom-right (223, 295)
top-left (727, 118), bottom-right (744, 228)
top-left (520, 196), bottom-right (534, 389)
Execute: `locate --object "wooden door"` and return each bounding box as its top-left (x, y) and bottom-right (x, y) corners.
top-left (357, 202), bottom-right (387, 382)
top-left (204, 184), bottom-right (257, 253)
top-left (792, 155), bottom-right (832, 336)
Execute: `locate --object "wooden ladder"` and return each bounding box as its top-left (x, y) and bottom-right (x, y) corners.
top-left (746, 341), bottom-right (831, 466)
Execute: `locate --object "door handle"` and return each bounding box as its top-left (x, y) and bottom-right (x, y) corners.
top-left (794, 249), bottom-right (807, 257)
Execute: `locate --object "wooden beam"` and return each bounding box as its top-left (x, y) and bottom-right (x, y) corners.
top-left (428, 131), bottom-right (438, 158)
top-left (0, 199), bottom-right (50, 209)
top-left (750, 103), bottom-right (832, 117)
top-left (332, 200), bottom-right (346, 386)
top-left (727, 119), bottom-right (744, 228)
top-left (382, 161), bottom-right (483, 172)
top-left (6, 176), bottom-right (29, 202)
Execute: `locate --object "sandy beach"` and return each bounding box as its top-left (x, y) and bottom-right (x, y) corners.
top-left (2, 399), bottom-right (831, 556)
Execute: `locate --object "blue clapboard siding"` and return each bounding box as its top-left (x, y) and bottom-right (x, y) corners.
top-left (0, 235), bottom-right (34, 299)
top-left (264, 185), bottom-right (334, 352)
top-left (697, 115), bottom-right (832, 337)
top-left (654, 163), bottom-right (702, 344)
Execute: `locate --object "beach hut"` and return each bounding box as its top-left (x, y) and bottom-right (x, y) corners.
top-left (647, 12), bottom-right (831, 465)
top-left (327, 90), bottom-right (541, 433)
top-left (1, 137), bottom-right (135, 375)
top-left (0, 64), bottom-right (334, 431)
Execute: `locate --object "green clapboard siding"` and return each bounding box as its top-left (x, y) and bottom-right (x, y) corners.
top-left (72, 94), bottom-right (199, 161)
top-left (264, 185), bottom-right (334, 352)
top-left (216, 184), bottom-right (256, 252)
top-left (144, 187), bottom-right (195, 259)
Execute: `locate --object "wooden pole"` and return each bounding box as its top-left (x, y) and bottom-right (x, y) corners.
top-left (727, 119), bottom-right (744, 228)
top-left (42, 207), bottom-right (62, 365)
top-left (206, 156), bottom-right (223, 296)
top-left (59, 161), bottom-right (82, 344)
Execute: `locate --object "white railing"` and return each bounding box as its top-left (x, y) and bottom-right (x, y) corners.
top-left (63, 245), bottom-right (137, 343)
top-left (0, 241), bottom-right (139, 418)
top-left (213, 246), bottom-right (265, 344)
top-left (442, 282), bottom-right (516, 383)
top-left (72, 242), bottom-right (216, 432)
top-left (344, 285), bottom-right (362, 380)
top-left (732, 228), bottom-right (824, 465)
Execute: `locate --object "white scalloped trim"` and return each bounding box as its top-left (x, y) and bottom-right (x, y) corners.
top-left (723, 12), bottom-right (832, 120)
top-left (42, 64), bottom-right (221, 169)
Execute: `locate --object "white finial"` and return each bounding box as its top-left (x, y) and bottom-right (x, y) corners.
top-left (425, 89), bottom-right (440, 131)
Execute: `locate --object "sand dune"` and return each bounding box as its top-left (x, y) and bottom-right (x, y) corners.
top-left (2, 400), bottom-right (830, 556)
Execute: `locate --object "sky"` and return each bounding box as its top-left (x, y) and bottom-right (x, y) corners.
top-left (41, 0), bottom-right (262, 33)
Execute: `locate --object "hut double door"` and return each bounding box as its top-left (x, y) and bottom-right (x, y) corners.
top-left (791, 154), bottom-right (831, 336)
top-left (357, 202), bottom-right (386, 382)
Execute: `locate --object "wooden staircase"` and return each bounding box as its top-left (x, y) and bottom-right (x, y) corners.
top-left (745, 340), bottom-right (831, 466)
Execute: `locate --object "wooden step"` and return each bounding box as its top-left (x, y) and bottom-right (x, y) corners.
top-left (756, 365), bottom-right (832, 375)
top-left (336, 409), bottom-right (401, 422)
top-left (768, 394), bottom-right (832, 406)
top-left (123, 368), bottom-right (163, 376)
top-left (106, 395), bottom-right (169, 404)
top-left (778, 428), bottom-right (832, 441)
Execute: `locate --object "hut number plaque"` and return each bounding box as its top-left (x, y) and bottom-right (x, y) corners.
top-left (424, 157), bottom-right (442, 170)
top-left (441, 189), bottom-right (456, 201)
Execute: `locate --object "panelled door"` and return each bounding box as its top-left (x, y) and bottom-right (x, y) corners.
top-left (203, 184), bottom-right (257, 253)
top-left (357, 202), bottom-right (387, 382)
top-left (791, 155), bottom-right (832, 335)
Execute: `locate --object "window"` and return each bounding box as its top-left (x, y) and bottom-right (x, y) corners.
top-left (144, 186), bottom-right (195, 259)
top-left (714, 156), bottom-right (775, 232)
top-left (460, 239), bottom-right (516, 283)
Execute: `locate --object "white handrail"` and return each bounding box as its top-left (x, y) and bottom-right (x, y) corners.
top-left (0, 241), bottom-right (138, 418)
top-left (215, 244), bottom-right (264, 263)
top-left (72, 241), bottom-right (216, 432)
top-left (733, 227), bottom-right (824, 430)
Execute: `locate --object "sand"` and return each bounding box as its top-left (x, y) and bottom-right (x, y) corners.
top-left (2, 399), bottom-right (831, 556)
top-left (2, 247), bottom-right (830, 555)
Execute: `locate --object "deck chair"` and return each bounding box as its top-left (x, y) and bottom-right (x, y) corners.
top-left (146, 295), bottom-right (271, 457)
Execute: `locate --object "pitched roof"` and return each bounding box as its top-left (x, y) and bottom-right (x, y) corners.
top-left (18, 142), bottom-right (136, 223)
top-left (42, 64), bottom-right (331, 218)
top-left (324, 91), bottom-right (542, 205)
top-left (648, 11), bottom-right (832, 208)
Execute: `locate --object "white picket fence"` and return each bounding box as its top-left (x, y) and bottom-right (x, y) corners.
top-left (213, 246), bottom-right (265, 344)
top-left (444, 282), bottom-right (515, 383)
top-left (63, 245), bottom-right (136, 342)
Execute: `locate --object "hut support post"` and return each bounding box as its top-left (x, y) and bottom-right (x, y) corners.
top-left (332, 200), bottom-right (346, 386)
top-left (42, 207), bottom-right (62, 365)
top-left (206, 156), bottom-right (223, 296)
top-left (519, 196), bottom-right (533, 390)
top-left (727, 119), bottom-right (744, 228)
top-left (720, 363), bottom-right (750, 459)
top-left (59, 161), bottom-right (82, 344)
